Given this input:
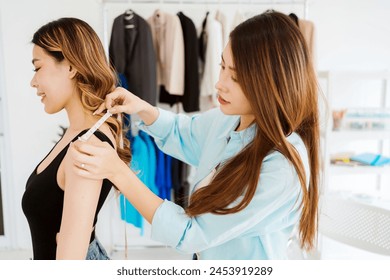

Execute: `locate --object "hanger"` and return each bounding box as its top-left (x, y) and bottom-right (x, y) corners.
top-left (125, 9), bottom-right (134, 19)
top-left (124, 9), bottom-right (135, 29)
top-left (288, 13), bottom-right (299, 26)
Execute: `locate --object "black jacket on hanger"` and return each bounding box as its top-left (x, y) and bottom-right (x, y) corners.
top-left (109, 11), bottom-right (157, 105)
top-left (177, 12), bottom-right (200, 113)
top-left (198, 11), bottom-right (209, 64)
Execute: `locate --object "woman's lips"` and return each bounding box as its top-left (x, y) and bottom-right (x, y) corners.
top-left (217, 94), bottom-right (229, 105)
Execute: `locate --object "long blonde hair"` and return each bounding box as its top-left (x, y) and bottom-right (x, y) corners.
top-left (186, 11), bottom-right (320, 251)
top-left (32, 17), bottom-right (131, 165)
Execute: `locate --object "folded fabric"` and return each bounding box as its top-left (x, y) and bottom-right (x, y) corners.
top-left (350, 153), bottom-right (390, 166)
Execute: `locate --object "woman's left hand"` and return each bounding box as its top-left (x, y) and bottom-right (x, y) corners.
top-left (69, 140), bottom-right (123, 181)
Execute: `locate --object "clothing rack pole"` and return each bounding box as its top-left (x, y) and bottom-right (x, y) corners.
top-left (102, 0), bottom-right (307, 3)
top-left (102, 2), bottom-right (110, 60)
top-left (102, 0), bottom-right (308, 5)
top-left (303, 0), bottom-right (309, 19)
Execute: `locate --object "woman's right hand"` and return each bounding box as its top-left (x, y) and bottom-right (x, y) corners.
top-left (95, 87), bottom-right (145, 115)
top-left (95, 87), bottom-right (159, 125)
top-left (69, 140), bottom-right (125, 182)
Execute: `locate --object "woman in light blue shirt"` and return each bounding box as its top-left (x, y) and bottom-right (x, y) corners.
top-left (69, 10), bottom-right (320, 259)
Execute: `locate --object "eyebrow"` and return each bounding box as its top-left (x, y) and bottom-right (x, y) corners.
top-left (221, 54), bottom-right (236, 71)
top-left (31, 58), bottom-right (40, 65)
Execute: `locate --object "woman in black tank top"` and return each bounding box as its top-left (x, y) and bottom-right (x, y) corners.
top-left (21, 18), bottom-right (131, 260)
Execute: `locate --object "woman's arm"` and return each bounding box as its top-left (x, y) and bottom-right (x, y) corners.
top-left (69, 140), bottom-right (163, 224)
top-left (56, 137), bottom-right (105, 259)
top-left (112, 158), bottom-right (164, 223)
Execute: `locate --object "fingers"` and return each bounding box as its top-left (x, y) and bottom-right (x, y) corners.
top-left (69, 142), bottom-right (92, 167)
top-left (94, 93), bottom-right (115, 115)
top-left (72, 140), bottom-right (107, 157)
top-left (70, 140), bottom-right (114, 166)
top-left (71, 161), bottom-right (97, 179)
top-left (69, 142), bottom-right (101, 179)
top-left (69, 141), bottom-right (115, 180)
top-left (94, 87), bottom-right (128, 115)
top-left (94, 102), bottom-right (107, 115)
top-left (108, 104), bottom-right (127, 115)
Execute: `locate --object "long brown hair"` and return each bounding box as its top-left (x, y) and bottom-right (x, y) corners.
top-left (185, 11), bottom-right (320, 251)
top-left (32, 17), bottom-right (131, 165)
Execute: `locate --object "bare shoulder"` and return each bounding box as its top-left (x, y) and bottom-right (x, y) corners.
top-left (89, 123), bottom-right (117, 149)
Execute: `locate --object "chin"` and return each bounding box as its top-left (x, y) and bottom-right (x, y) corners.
top-left (44, 107), bottom-right (61, 115)
top-left (219, 106), bottom-right (235, 116)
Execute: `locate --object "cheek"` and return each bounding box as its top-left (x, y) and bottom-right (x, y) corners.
top-left (43, 94), bottom-right (65, 114)
top-left (243, 102), bottom-right (254, 114)
top-left (238, 94), bottom-right (253, 113)
top-left (44, 86), bottom-right (74, 114)
top-left (49, 74), bottom-right (75, 99)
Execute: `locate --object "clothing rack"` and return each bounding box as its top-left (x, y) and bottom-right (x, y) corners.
top-left (101, 0), bottom-right (310, 58)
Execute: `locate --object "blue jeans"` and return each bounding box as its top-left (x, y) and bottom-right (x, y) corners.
top-left (86, 238), bottom-right (110, 260)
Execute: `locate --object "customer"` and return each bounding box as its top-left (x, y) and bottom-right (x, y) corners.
top-left (21, 17), bottom-right (131, 260)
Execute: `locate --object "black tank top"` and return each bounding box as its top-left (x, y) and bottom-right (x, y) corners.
top-left (21, 130), bottom-right (114, 260)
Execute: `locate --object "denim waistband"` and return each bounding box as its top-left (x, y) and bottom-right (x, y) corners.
top-left (86, 238), bottom-right (110, 260)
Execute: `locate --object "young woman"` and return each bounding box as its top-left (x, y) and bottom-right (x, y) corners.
top-left (21, 18), bottom-right (131, 260)
top-left (70, 10), bottom-right (320, 259)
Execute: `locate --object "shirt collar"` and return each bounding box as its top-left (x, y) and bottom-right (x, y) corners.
top-left (153, 9), bottom-right (166, 27)
top-left (218, 116), bottom-right (256, 146)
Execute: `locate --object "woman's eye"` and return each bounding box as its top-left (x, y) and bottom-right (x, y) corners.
top-left (33, 67), bottom-right (41, 72)
top-left (219, 63), bottom-right (225, 70)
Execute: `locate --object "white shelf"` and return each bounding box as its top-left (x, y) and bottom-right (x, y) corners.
top-left (321, 70), bottom-right (390, 196)
top-left (330, 164), bottom-right (390, 175)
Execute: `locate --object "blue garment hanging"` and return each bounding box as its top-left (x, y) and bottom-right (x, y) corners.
top-left (120, 134), bottom-right (149, 233)
top-left (117, 74), bottom-right (146, 232)
top-left (154, 147), bottom-right (167, 199)
top-left (153, 142), bottom-right (173, 200)
top-left (138, 131), bottom-right (159, 196)
top-left (164, 153), bottom-right (172, 200)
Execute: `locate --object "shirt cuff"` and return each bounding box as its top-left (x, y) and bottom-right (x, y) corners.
top-left (151, 199), bottom-right (189, 248)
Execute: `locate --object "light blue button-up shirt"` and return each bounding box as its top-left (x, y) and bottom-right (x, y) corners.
top-left (138, 107), bottom-right (310, 259)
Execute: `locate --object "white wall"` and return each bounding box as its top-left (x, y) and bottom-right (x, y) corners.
top-left (312, 0), bottom-right (390, 71)
top-left (0, 0), bottom-right (390, 252)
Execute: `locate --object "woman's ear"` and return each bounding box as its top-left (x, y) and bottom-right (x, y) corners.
top-left (68, 65), bottom-right (77, 79)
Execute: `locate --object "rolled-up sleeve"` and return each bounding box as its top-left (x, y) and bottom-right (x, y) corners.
top-left (151, 200), bottom-right (191, 247)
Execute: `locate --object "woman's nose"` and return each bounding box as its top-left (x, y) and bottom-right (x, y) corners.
top-left (30, 77), bottom-right (37, 88)
top-left (215, 80), bottom-right (227, 93)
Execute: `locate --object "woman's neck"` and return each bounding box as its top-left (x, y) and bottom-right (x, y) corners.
top-left (236, 114), bottom-right (255, 131)
top-left (65, 97), bottom-right (94, 132)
